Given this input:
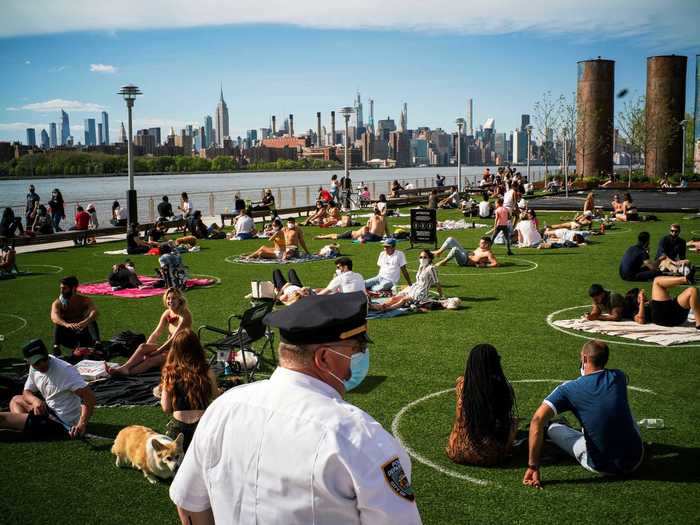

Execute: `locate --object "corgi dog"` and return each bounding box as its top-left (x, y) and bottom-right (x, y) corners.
top-left (112, 425), bottom-right (184, 484)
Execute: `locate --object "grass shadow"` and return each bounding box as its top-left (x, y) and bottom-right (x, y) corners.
top-left (459, 296), bottom-right (498, 303)
top-left (351, 375), bottom-right (387, 394)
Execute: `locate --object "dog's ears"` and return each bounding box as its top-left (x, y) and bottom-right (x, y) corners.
top-left (174, 433), bottom-right (184, 449)
top-left (152, 439), bottom-right (166, 452)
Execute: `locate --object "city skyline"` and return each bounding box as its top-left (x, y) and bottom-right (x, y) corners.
top-left (0, 3), bottom-right (698, 144)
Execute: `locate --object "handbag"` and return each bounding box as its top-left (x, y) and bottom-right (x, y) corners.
top-left (251, 281), bottom-right (275, 299)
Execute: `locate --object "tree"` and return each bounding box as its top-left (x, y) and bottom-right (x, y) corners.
top-left (617, 94), bottom-right (646, 183)
top-left (532, 91), bottom-right (562, 179)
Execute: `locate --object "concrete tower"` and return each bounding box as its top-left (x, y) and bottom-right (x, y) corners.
top-left (466, 98), bottom-right (473, 136)
top-left (645, 55), bottom-right (687, 178)
top-left (316, 112), bottom-right (322, 147)
top-left (215, 86), bottom-right (230, 146)
top-left (576, 58), bottom-right (615, 177)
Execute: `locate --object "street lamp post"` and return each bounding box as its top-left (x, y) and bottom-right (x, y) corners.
top-left (455, 118), bottom-right (465, 192)
top-left (339, 106), bottom-right (354, 186)
top-left (118, 84), bottom-right (142, 226)
top-left (680, 119), bottom-right (687, 178)
top-left (526, 125), bottom-right (533, 183)
top-left (562, 127), bottom-right (569, 198)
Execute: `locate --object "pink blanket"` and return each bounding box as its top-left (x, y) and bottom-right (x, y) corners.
top-left (79, 276), bottom-right (215, 298)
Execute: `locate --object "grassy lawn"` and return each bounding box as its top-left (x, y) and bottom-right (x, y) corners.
top-left (1, 208), bottom-right (699, 524)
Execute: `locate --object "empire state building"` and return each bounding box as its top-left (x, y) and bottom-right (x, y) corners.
top-left (215, 87), bottom-right (229, 146)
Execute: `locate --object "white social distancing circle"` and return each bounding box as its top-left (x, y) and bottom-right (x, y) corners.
top-left (0, 313), bottom-right (28, 337)
top-left (21, 264), bottom-right (63, 274)
top-left (391, 379), bottom-right (656, 486)
top-left (408, 257), bottom-right (538, 277)
top-left (546, 305), bottom-right (700, 348)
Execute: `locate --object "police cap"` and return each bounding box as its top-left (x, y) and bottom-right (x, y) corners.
top-left (264, 291), bottom-right (369, 345)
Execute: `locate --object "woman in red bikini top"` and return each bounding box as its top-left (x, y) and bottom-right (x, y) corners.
top-left (107, 287), bottom-right (193, 377)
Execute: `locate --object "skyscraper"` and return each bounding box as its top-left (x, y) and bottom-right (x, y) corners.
top-left (513, 129), bottom-right (529, 164)
top-left (40, 129), bottom-right (49, 149)
top-left (26, 128), bottom-right (36, 146)
top-left (49, 122), bottom-right (57, 148)
top-left (101, 111), bottom-right (110, 145)
top-left (354, 92), bottom-right (364, 129)
top-left (215, 87), bottom-right (230, 146)
top-left (148, 127), bottom-right (161, 145)
top-left (60, 109), bottom-right (70, 145)
top-left (521, 114), bottom-right (530, 129)
top-left (120, 122), bottom-right (127, 143)
top-left (466, 99), bottom-right (473, 136)
top-left (84, 118), bottom-right (97, 146)
top-left (97, 123), bottom-right (104, 145)
top-left (399, 103), bottom-right (408, 132)
top-left (204, 115), bottom-right (213, 148)
top-left (368, 99), bottom-right (375, 134)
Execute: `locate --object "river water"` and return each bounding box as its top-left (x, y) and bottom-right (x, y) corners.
top-left (1, 165), bottom-right (557, 224)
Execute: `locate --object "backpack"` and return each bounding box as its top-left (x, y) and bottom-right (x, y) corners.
top-left (109, 331), bottom-right (146, 357)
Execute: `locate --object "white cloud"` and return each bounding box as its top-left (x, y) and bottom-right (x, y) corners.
top-left (0, 0), bottom-right (697, 50)
top-left (6, 99), bottom-right (107, 113)
top-left (48, 65), bottom-right (67, 73)
top-left (24, 60), bottom-right (30, 64)
top-left (90, 63), bottom-right (117, 74)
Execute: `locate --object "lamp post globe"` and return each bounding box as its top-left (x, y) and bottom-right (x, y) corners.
top-left (118, 84), bottom-right (142, 227)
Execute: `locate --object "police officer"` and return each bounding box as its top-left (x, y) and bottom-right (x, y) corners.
top-left (170, 292), bottom-right (422, 524)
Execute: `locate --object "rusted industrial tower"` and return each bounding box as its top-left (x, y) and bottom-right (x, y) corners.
top-left (576, 59), bottom-right (615, 178)
top-left (645, 55), bottom-right (687, 179)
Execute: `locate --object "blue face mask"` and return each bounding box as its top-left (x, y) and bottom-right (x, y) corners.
top-left (327, 348), bottom-right (370, 392)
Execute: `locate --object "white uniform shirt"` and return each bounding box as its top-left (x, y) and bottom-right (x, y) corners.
top-left (24, 356), bottom-right (87, 426)
top-left (478, 201), bottom-right (491, 218)
top-left (325, 271), bottom-right (366, 294)
top-left (235, 215), bottom-right (255, 235)
top-left (170, 368), bottom-right (422, 524)
top-left (377, 250), bottom-right (407, 284)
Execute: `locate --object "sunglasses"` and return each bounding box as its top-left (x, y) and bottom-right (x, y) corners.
top-left (419, 256), bottom-right (429, 259)
top-left (670, 230), bottom-right (679, 234)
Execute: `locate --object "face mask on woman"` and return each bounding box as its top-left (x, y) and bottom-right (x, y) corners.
top-left (419, 256), bottom-right (430, 269)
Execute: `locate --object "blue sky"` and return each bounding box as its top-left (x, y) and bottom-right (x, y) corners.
top-left (0, 0), bottom-right (698, 143)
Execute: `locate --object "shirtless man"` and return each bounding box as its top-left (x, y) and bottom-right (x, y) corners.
top-left (320, 202), bottom-right (341, 227)
top-left (433, 236), bottom-right (499, 268)
top-left (302, 202), bottom-right (327, 226)
top-left (282, 217), bottom-right (310, 258)
top-left (50, 276), bottom-right (100, 356)
top-left (315, 208), bottom-right (389, 242)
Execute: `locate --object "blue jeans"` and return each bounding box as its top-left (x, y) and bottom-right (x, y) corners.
top-left (235, 232), bottom-right (254, 240)
top-left (365, 275), bottom-right (394, 292)
top-left (438, 237), bottom-right (468, 266)
top-left (52, 212), bottom-right (63, 231)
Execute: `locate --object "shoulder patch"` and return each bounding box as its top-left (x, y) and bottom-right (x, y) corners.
top-left (382, 457), bottom-right (415, 502)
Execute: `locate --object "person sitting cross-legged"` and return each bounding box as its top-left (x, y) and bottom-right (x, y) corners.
top-left (51, 276), bottom-right (100, 357)
top-left (656, 223), bottom-right (690, 276)
top-left (316, 257), bottom-right (366, 295)
top-left (446, 344), bottom-right (517, 466)
top-left (371, 250), bottom-right (442, 310)
top-left (433, 236), bottom-right (499, 268)
top-left (364, 238), bottom-right (412, 292)
top-left (0, 339), bottom-right (95, 440)
top-left (227, 208), bottom-right (257, 240)
top-left (107, 288), bottom-right (192, 376)
top-left (620, 232), bottom-right (661, 282)
top-left (633, 272), bottom-right (699, 329)
top-left (523, 340), bottom-right (644, 489)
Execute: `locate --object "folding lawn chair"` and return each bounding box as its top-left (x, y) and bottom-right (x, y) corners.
top-left (198, 301), bottom-right (276, 384)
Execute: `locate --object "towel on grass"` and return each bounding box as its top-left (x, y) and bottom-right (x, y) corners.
top-left (397, 220), bottom-right (488, 231)
top-left (227, 254), bottom-right (334, 264)
top-left (90, 370), bottom-right (161, 407)
top-left (78, 275), bottom-right (215, 298)
top-left (553, 315), bottom-right (700, 346)
top-left (366, 308), bottom-right (413, 320)
top-left (104, 249), bottom-right (128, 255)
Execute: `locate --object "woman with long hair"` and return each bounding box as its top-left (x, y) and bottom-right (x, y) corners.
top-left (48, 188), bottom-right (65, 231)
top-left (0, 208), bottom-right (24, 237)
top-left (616, 192), bottom-right (639, 222)
top-left (107, 288), bottom-right (192, 376)
top-left (446, 344), bottom-right (517, 466)
top-left (371, 250), bottom-right (442, 311)
top-left (179, 192), bottom-right (192, 218)
top-left (158, 329), bottom-right (218, 450)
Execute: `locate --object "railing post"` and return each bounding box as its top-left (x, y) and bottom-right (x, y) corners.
top-left (277, 188), bottom-right (283, 208)
top-left (306, 186), bottom-right (311, 206)
top-left (291, 187), bottom-right (297, 207)
top-left (209, 193), bottom-right (215, 217)
top-left (372, 182), bottom-right (376, 198)
top-left (148, 198), bottom-right (155, 223)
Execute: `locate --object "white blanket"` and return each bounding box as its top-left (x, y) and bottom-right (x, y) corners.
top-left (553, 315), bottom-right (699, 346)
top-left (397, 219), bottom-right (488, 231)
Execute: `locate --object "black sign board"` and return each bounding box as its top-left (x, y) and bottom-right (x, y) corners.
top-left (410, 208), bottom-right (437, 249)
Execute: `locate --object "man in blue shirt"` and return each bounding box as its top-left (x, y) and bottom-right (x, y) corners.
top-left (620, 231), bottom-right (661, 281)
top-left (523, 340), bottom-right (643, 489)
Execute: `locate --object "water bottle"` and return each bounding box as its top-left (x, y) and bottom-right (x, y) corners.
top-left (638, 418), bottom-right (664, 429)
top-left (224, 362), bottom-right (232, 376)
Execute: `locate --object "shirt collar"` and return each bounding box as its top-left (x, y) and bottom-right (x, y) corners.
top-left (270, 367), bottom-right (342, 401)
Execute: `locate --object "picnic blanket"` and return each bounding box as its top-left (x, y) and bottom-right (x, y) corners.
top-left (366, 308), bottom-right (412, 320)
top-left (397, 219), bottom-right (488, 231)
top-left (90, 369), bottom-right (161, 407)
top-left (78, 276), bottom-right (215, 298)
top-left (553, 315), bottom-right (700, 346)
top-left (227, 254), bottom-right (334, 265)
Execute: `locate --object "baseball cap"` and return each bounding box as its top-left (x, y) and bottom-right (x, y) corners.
top-left (22, 339), bottom-right (49, 365)
top-left (382, 238), bottom-right (397, 247)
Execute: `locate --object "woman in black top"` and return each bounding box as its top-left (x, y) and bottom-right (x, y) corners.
top-left (158, 329), bottom-right (218, 450)
top-left (48, 188), bottom-right (65, 231)
top-left (32, 205), bottom-right (54, 234)
top-left (0, 208), bottom-right (24, 238)
top-left (126, 223), bottom-right (151, 254)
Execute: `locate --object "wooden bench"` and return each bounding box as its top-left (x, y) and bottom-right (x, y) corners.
top-left (220, 205), bottom-right (317, 227)
top-left (1, 218), bottom-right (186, 249)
